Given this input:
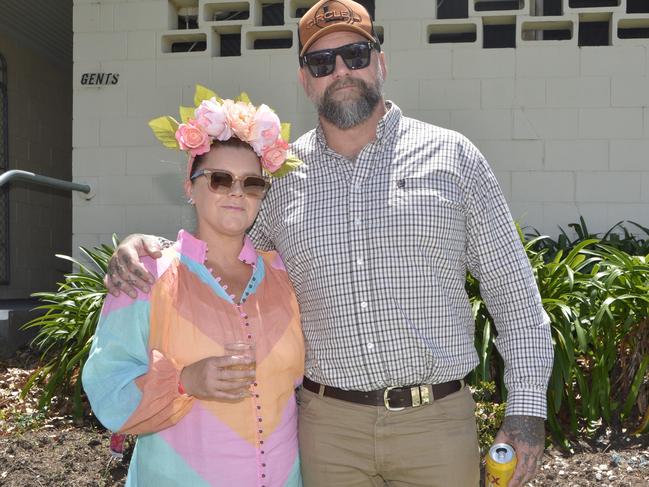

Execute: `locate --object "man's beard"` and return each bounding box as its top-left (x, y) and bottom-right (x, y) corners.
top-left (315, 73), bottom-right (383, 129)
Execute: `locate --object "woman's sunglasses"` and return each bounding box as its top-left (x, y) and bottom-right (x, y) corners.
top-left (190, 169), bottom-right (270, 199)
top-left (299, 41), bottom-right (380, 78)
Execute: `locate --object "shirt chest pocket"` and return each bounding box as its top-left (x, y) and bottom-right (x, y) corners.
top-left (385, 176), bottom-right (466, 250)
top-left (390, 176), bottom-right (463, 212)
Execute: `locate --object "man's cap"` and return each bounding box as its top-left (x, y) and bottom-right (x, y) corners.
top-left (298, 0), bottom-right (377, 57)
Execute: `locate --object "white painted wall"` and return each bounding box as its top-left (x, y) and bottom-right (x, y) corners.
top-left (72, 0), bottom-right (649, 251)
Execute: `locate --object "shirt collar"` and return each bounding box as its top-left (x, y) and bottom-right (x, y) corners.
top-left (375, 101), bottom-right (400, 143)
top-left (177, 229), bottom-right (258, 266)
top-left (314, 100), bottom-right (402, 153)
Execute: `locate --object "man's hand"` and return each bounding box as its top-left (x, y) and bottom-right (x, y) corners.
top-left (493, 415), bottom-right (545, 487)
top-left (105, 234), bottom-right (162, 298)
top-left (180, 355), bottom-right (256, 401)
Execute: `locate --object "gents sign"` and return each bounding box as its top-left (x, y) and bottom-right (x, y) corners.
top-left (80, 73), bottom-right (120, 86)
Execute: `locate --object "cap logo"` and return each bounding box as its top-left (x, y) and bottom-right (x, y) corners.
top-left (309, 1), bottom-right (361, 29)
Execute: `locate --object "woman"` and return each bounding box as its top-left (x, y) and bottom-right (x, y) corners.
top-left (82, 87), bottom-right (304, 486)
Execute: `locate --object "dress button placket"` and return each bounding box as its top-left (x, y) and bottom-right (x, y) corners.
top-left (209, 256), bottom-right (266, 484)
top-left (233, 296), bottom-right (266, 486)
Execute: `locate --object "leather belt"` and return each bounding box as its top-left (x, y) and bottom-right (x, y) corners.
top-left (302, 376), bottom-right (463, 411)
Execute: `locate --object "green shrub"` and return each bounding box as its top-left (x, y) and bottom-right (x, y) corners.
top-left (21, 238), bottom-right (117, 419)
top-left (525, 217), bottom-right (649, 259)
top-left (473, 381), bottom-right (506, 453)
top-left (573, 246), bottom-right (649, 433)
top-left (468, 221), bottom-right (649, 447)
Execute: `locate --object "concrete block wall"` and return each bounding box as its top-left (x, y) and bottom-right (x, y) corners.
top-left (73, 0), bottom-right (649, 250)
top-left (0, 32), bottom-right (73, 299)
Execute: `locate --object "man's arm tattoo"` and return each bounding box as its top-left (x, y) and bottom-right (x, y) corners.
top-left (157, 236), bottom-right (174, 250)
top-left (501, 415), bottom-right (544, 444)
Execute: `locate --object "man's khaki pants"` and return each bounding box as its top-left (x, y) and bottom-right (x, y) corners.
top-left (298, 385), bottom-right (480, 487)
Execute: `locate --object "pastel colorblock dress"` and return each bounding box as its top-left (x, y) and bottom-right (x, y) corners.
top-left (82, 230), bottom-right (304, 487)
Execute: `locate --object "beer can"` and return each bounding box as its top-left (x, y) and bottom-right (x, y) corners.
top-left (485, 443), bottom-right (517, 487)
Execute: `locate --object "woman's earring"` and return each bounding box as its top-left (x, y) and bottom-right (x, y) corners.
top-left (187, 197), bottom-right (194, 205)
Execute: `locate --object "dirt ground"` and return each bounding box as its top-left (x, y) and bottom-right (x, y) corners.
top-left (1, 348), bottom-right (648, 486)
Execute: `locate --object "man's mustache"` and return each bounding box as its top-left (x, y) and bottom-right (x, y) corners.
top-left (325, 77), bottom-right (368, 95)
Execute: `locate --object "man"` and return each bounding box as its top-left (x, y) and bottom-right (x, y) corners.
top-left (106, 1), bottom-right (553, 485)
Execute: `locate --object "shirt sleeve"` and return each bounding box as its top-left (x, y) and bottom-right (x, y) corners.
top-left (82, 291), bottom-right (194, 434)
top-left (248, 194), bottom-right (275, 252)
top-left (463, 142), bottom-right (554, 419)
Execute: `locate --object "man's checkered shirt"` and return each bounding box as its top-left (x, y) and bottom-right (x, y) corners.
top-left (251, 102), bottom-right (553, 418)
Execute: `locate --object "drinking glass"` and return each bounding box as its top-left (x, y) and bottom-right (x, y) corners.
top-left (224, 341), bottom-right (256, 372)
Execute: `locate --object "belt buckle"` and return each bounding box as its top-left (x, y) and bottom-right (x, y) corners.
top-left (383, 386), bottom-right (405, 411)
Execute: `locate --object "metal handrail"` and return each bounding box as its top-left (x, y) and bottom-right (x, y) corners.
top-left (0, 170), bottom-right (91, 195)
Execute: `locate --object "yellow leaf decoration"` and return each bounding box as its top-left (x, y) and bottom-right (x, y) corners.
top-left (270, 153), bottom-right (303, 179)
top-left (235, 92), bottom-right (252, 104)
top-left (194, 84), bottom-right (220, 106)
top-left (280, 123), bottom-right (291, 143)
top-left (148, 116), bottom-right (180, 149)
top-left (179, 105), bottom-right (195, 123)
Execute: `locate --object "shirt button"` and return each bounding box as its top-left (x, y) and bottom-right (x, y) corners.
top-left (356, 258), bottom-right (363, 267)
top-left (353, 183), bottom-right (361, 191)
top-left (367, 342), bottom-right (374, 350)
top-left (354, 218), bottom-right (362, 226)
top-left (360, 301), bottom-right (368, 309)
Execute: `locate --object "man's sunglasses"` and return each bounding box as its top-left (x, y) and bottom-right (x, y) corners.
top-left (190, 169), bottom-right (270, 199)
top-left (299, 41), bottom-right (380, 78)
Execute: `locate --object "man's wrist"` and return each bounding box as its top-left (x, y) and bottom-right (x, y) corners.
top-left (500, 415), bottom-right (545, 445)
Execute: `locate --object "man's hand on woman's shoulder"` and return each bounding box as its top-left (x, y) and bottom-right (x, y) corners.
top-left (105, 234), bottom-right (162, 298)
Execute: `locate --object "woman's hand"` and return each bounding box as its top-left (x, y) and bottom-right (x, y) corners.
top-left (179, 355), bottom-right (256, 401)
top-left (105, 234), bottom-right (162, 298)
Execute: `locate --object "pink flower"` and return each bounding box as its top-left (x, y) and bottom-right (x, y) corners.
top-left (249, 104), bottom-right (281, 154)
top-left (194, 98), bottom-right (217, 121)
top-left (224, 100), bottom-right (256, 141)
top-left (175, 120), bottom-right (211, 157)
top-left (195, 99), bottom-right (232, 140)
top-left (261, 138), bottom-right (288, 173)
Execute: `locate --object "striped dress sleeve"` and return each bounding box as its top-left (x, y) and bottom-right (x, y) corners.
top-left (82, 256), bottom-right (194, 434)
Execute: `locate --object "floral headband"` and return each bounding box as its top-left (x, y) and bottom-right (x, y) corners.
top-left (148, 84), bottom-right (301, 179)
